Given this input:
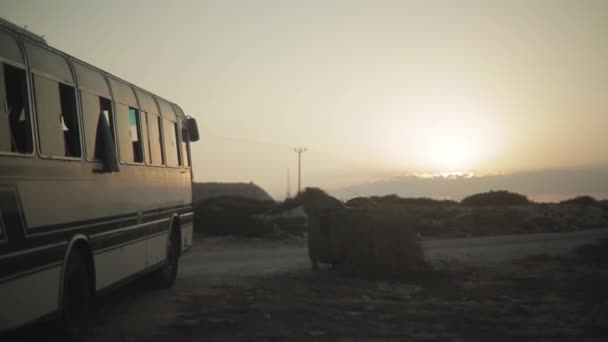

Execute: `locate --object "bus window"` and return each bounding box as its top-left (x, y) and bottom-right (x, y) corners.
top-left (59, 83), bottom-right (80, 157)
top-left (140, 111), bottom-right (151, 164)
top-left (130, 108), bottom-right (143, 163)
top-left (174, 122), bottom-right (182, 166)
top-left (0, 63), bottom-right (32, 154)
top-left (81, 90), bottom-right (115, 160)
top-left (163, 119), bottom-right (180, 167)
top-left (33, 74), bottom-right (80, 158)
top-left (180, 123), bottom-right (191, 167)
top-left (116, 104), bottom-right (144, 163)
top-left (116, 103), bottom-right (132, 163)
top-left (147, 113), bottom-right (163, 165)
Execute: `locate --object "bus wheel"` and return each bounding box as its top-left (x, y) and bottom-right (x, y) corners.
top-left (153, 231), bottom-right (180, 289)
top-left (60, 249), bottom-right (92, 341)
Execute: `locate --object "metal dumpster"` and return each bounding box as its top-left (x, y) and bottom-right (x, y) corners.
top-left (308, 208), bottom-right (337, 270)
top-left (281, 188), bottom-right (345, 271)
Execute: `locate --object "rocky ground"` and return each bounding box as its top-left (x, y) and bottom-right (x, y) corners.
top-left (135, 243), bottom-right (608, 341)
top-left (7, 238), bottom-right (607, 342)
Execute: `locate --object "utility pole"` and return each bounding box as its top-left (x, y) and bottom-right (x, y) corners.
top-left (294, 147), bottom-right (307, 194)
top-left (286, 168), bottom-right (291, 198)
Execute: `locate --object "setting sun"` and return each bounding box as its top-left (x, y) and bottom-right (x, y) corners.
top-left (418, 103), bottom-right (500, 173)
top-left (384, 95), bottom-right (504, 174)
top-left (427, 138), bottom-right (477, 173)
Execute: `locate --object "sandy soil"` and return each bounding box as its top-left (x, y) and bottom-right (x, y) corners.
top-left (101, 244), bottom-right (608, 341)
top-left (5, 237), bottom-right (607, 342)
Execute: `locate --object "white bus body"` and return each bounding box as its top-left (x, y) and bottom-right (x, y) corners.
top-left (0, 18), bottom-right (199, 336)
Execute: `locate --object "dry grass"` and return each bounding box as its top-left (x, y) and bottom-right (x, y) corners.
top-left (329, 209), bottom-right (428, 278)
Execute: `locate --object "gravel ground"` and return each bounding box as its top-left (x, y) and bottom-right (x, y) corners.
top-left (136, 253), bottom-right (608, 342)
top-left (5, 237), bottom-right (607, 342)
top-left (99, 239), bottom-right (608, 342)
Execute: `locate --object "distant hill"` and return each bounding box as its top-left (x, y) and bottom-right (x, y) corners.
top-left (334, 167), bottom-right (608, 202)
top-left (192, 182), bottom-right (273, 202)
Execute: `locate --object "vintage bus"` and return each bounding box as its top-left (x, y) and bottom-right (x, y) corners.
top-left (0, 18), bottom-right (199, 340)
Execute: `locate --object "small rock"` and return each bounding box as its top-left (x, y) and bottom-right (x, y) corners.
top-left (379, 314), bottom-right (394, 321)
top-left (509, 303), bottom-right (530, 315)
top-left (182, 319), bottom-right (200, 326)
top-left (377, 282), bottom-right (392, 291)
top-left (309, 330), bottom-right (326, 337)
top-left (206, 317), bottom-right (234, 325)
top-left (412, 331), bottom-right (438, 339)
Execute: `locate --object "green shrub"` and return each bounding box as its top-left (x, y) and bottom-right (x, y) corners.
top-left (560, 195), bottom-right (598, 206)
top-left (344, 196), bottom-right (379, 208)
top-left (461, 190), bottom-right (530, 206)
top-left (273, 187), bottom-right (344, 214)
top-left (345, 195), bottom-right (457, 209)
top-left (399, 197), bottom-right (458, 206)
top-left (193, 196), bottom-right (276, 236)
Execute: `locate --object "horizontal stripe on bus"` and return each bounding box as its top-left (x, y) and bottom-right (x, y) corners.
top-left (0, 218), bottom-right (174, 282)
top-left (0, 261), bottom-right (63, 285)
top-left (92, 230), bottom-right (167, 255)
top-left (88, 218), bottom-right (169, 252)
top-left (0, 243), bottom-right (66, 281)
top-left (27, 204), bottom-right (192, 234)
top-left (0, 205), bottom-right (193, 255)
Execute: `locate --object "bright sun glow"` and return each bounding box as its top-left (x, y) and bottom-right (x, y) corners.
top-left (418, 100), bottom-right (503, 173)
top-left (427, 138), bottom-right (477, 172)
top-left (383, 95), bottom-right (504, 173)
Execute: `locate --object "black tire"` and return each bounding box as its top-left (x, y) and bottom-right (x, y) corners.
top-left (152, 231), bottom-right (180, 289)
top-left (60, 248), bottom-right (92, 342)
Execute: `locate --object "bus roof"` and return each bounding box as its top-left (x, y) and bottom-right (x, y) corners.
top-left (0, 17), bottom-right (47, 45)
top-left (0, 17), bottom-right (186, 120)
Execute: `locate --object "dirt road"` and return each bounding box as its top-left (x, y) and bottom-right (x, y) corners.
top-left (6, 232), bottom-right (608, 341)
top-left (180, 238), bottom-right (310, 281)
top-left (88, 237), bottom-right (310, 341)
top-left (422, 227), bottom-right (608, 266)
top-left (90, 232), bottom-right (607, 341)
top-left (182, 228), bottom-right (608, 284)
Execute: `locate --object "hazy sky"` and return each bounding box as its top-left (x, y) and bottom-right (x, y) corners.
top-left (3, 0), bottom-right (607, 199)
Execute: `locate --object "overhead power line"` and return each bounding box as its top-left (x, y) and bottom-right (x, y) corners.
top-left (206, 134), bottom-right (293, 149)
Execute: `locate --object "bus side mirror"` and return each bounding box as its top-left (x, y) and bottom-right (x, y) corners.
top-left (186, 116), bottom-right (200, 142)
